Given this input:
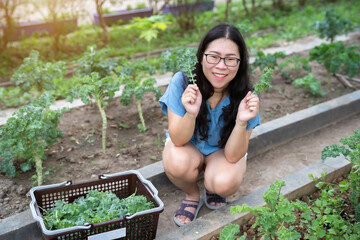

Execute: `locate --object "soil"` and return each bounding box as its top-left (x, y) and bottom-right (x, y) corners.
top-left (0, 32), bottom-right (359, 235)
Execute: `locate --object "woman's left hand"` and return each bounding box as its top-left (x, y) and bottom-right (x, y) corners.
top-left (236, 91), bottom-right (259, 125)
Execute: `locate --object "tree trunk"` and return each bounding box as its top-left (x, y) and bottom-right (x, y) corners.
top-left (225, 0), bottom-right (232, 21)
top-left (298, 0), bottom-right (306, 7)
top-left (242, 0), bottom-right (249, 16)
top-left (95, 0), bottom-right (110, 43)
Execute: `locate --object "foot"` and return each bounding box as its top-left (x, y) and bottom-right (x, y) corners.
top-left (173, 197), bottom-right (203, 226)
top-left (204, 188), bottom-right (226, 210)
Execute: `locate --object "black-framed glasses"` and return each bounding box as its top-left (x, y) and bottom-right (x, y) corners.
top-left (204, 53), bottom-right (241, 67)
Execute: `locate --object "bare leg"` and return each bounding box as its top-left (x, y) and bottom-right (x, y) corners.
top-left (162, 139), bottom-right (204, 224)
top-left (204, 149), bottom-right (247, 206)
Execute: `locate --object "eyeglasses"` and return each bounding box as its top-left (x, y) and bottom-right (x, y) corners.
top-left (204, 53), bottom-right (240, 67)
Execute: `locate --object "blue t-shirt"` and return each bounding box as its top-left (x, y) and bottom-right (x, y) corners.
top-left (159, 71), bottom-right (260, 155)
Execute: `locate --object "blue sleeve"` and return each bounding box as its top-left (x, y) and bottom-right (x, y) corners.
top-left (159, 72), bottom-right (187, 117)
top-left (246, 110), bottom-right (261, 130)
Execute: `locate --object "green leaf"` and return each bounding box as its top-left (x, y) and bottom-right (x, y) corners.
top-left (219, 223), bottom-right (240, 240)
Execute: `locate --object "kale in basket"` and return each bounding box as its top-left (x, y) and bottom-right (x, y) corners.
top-left (42, 190), bottom-right (154, 230)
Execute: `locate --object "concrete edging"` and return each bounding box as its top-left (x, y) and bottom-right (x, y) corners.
top-left (0, 90), bottom-right (359, 240)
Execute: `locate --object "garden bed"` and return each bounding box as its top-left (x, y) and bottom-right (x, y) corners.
top-left (0, 32), bottom-right (359, 227)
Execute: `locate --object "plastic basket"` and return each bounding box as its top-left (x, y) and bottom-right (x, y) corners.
top-left (29, 170), bottom-right (164, 240)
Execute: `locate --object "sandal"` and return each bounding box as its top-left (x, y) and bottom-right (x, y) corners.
top-left (173, 197), bottom-right (203, 227)
top-left (204, 188), bottom-right (226, 210)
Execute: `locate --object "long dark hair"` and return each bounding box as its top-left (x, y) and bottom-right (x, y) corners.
top-left (192, 23), bottom-right (253, 147)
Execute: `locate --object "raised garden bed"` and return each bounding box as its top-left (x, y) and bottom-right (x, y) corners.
top-left (0, 18), bottom-right (78, 40)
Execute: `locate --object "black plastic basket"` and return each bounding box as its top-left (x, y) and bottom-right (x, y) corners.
top-left (29, 170), bottom-right (164, 240)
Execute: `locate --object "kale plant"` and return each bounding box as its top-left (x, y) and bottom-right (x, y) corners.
top-left (315, 8), bottom-right (353, 43)
top-left (252, 51), bottom-right (286, 71)
top-left (42, 190), bottom-right (154, 230)
top-left (321, 130), bottom-right (360, 222)
top-left (0, 93), bottom-right (66, 185)
top-left (310, 42), bottom-right (360, 89)
top-left (278, 54), bottom-right (312, 80)
top-left (11, 50), bottom-right (66, 93)
top-left (75, 45), bottom-right (120, 79)
top-left (67, 72), bottom-right (120, 154)
top-left (230, 180), bottom-right (302, 239)
top-left (117, 58), bottom-right (162, 132)
top-left (293, 73), bottom-right (325, 97)
top-left (253, 68), bottom-right (273, 95)
top-left (161, 47), bottom-right (198, 83)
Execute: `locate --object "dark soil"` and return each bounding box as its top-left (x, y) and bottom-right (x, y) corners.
top-left (0, 33), bottom-right (359, 230)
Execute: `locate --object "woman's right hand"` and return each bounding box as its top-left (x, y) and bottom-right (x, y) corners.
top-left (181, 84), bottom-right (202, 117)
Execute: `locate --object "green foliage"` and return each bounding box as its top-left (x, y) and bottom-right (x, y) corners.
top-left (118, 59), bottom-right (162, 132)
top-left (0, 87), bottom-right (34, 109)
top-left (252, 51), bottom-right (286, 71)
top-left (219, 223), bottom-right (241, 240)
top-left (293, 73), bottom-right (325, 96)
top-left (253, 68), bottom-right (273, 95)
top-left (67, 72), bottom-right (120, 154)
top-left (230, 180), bottom-right (301, 239)
top-left (42, 190), bottom-right (154, 230)
top-left (309, 42), bottom-right (360, 78)
top-left (278, 54), bottom-right (312, 79)
top-left (10, 50), bottom-right (66, 93)
top-left (75, 45), bottom-right (120, 78)
top-left (161, 47), bottom-right (198, 83)
top-left (321, 130), bottom-right (360, 222)
top-left (130, 15), bottom-right (172, 58)
top-left (304, 173), bottom-right (360, 238)
top-left (315, 8), bottom-right (353, 43)
top-left (0, 93), bottom-right (66, 185)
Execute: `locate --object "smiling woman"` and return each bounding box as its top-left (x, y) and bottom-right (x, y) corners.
top-left (158, 23), bottom-right (260, 226)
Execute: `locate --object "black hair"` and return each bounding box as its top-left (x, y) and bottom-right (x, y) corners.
top-left (191, 23), bottom-right (253, 147)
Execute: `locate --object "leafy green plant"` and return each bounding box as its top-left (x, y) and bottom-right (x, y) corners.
top-left (42, 190), bottom-right (154, 230)
top-left (118, 59), bottom-right (162, 132)
top-left (67, 72), bottom-right (120, 154)
top-left (10, 50), bottom-right (66, 93)
top-left (130, 15), bottom-right (172, 59)
top-left (309, 41), bottom-right (360, 89)
top-left (219, 223), bottom-right (245, 240)
top-left (0, 93), bottom-right (66, 185)
top-left (321, 130), bottom-right (360, 222)
top-left (278, 54), bottom-right (312, 80)
top-left (229, 180), bottom-right (302, 239)
top-left (0, 86), bottom-right (34, 109)
top-left (315, 8), bottom-right (353, 43)
top-left (75, 45), bottom-right (120, 78)
top-left (253, 68), bottom-right (274, 95)
top-left (293, 73), bottom-right (325, 96)
top-left (252, 51), bottom-right (286, 71)
top-left (161, 47), bottom-right (198, 83)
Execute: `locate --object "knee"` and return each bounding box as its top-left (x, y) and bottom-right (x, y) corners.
top-left (163, 151), bottom-right (194, 178)
top-left (205, 171), bottom-right (244, 196)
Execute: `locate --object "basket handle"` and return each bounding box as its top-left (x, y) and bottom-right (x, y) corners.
top-left (99, 170), bottom-right (159, 196)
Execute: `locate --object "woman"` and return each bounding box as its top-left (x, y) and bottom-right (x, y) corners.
top-left (159, 23), bottom-right (260, 226)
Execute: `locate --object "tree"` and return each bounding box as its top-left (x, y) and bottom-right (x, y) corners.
top-left (94, 0), bottom-right (110, 43)
top-left (31, 0), bottom-right (82, 53)
top-left (224, 0), bottom-right (232, 21)
top-left (0, 0), bottom-right (29, 50)
top-left (241, 0), bottom-right (262, 18)
top-left (148, 0), bottom-right (171, 14)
